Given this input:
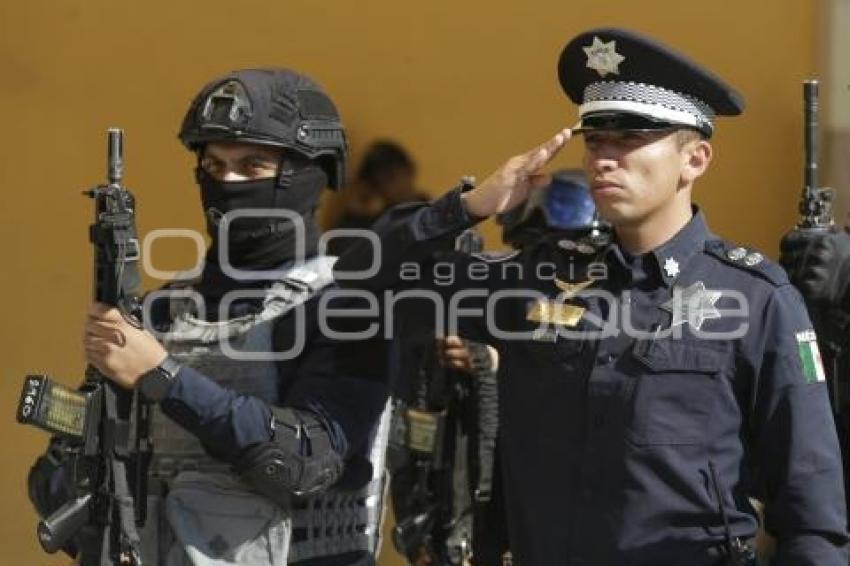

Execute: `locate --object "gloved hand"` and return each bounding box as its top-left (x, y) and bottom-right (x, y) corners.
top-left (780, 228), bottom-right (850, 310)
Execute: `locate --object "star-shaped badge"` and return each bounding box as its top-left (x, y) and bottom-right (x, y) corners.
top-left (583, 37), bottom-right (626, 77)
top-left (659, 281), bottom-right (722, 331)
top-left (663, 257), bottom-right (680, 278)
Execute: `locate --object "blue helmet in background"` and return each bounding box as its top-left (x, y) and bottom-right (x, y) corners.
top-left (499, 169), bottom-right (608, 248)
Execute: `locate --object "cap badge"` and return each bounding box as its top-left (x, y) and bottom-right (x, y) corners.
top-left (583, 37), bottom-right (626, 77)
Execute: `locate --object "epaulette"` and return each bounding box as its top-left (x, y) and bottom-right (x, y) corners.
top-left (528, 232), bottom-right (602, 258)
top-left (703, 239), bottom-right (789, 286)
top-left (471, 249), bottom-right (521, 263)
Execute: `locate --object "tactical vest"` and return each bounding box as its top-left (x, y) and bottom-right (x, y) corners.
top-left (140, 256), bottom-right (390, 565)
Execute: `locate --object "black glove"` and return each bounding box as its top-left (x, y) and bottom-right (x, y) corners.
top-left (780, 228), bottom-right (850, 310)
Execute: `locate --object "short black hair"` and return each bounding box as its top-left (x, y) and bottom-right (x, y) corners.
top-left (356, 140), bottom-right (415, 185)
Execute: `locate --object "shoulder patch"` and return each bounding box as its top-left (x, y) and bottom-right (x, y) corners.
top-left (796, 328), bottom-right (827, 383)
top-left (471, 249), bottom-right (521, 263)
top-left (704, 239), bottom-right (789, 286)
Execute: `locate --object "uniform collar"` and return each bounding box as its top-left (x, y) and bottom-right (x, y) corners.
top-left (603, 206), bottom-right (710, 287)
top-left (651, 206), bottom-right (710, 286)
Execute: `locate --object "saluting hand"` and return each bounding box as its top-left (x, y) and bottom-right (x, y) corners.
top-left (461, 128), bottom-right (571, 218)
top-left (83, 302), bottom-right (167, 389)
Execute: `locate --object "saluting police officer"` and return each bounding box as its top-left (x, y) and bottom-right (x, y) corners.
top-left (32, 69), bottom-right (391, 565)
top-left (335, 29), bottom-right (849, 565)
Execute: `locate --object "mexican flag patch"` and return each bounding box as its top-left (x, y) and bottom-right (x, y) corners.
top-left (796, 330), bottom-right (826, 384)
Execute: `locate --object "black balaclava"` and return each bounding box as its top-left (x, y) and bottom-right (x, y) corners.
top-left (198, 157), bottom-right (327, 271)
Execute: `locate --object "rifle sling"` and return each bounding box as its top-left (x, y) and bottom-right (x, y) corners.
top-left (104, 382), bottom-right (142, 564)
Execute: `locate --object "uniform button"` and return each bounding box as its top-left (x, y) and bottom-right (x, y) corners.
top-left (593, 414), bottom-right (605, 428)
top-left (580, 487), bottom-right (594, 502)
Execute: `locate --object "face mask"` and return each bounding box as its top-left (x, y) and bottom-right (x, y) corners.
top-left (196, 164), bottom-right (326, 270)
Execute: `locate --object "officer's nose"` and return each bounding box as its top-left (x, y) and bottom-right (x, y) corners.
top-left (585, 152), bottom-right (618, 175)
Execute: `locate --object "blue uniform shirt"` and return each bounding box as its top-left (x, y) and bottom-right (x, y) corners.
top-left (335, 188), bottom-right (849, 565)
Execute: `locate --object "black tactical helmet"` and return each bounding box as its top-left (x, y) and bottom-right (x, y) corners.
top-left (179, 68), bottom-right (348, 189)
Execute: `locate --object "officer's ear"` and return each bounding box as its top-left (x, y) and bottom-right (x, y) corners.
top-left (678, 130), bottom-right (712, 185)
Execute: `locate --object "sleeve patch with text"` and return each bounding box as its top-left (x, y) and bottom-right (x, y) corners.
top-left (796, 329), bottom-right (826, 383)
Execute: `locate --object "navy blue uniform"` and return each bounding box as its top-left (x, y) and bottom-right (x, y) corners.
top-left (335, 188), bottom-right (849, 565)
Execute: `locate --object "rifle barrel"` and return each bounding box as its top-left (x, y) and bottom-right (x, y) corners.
top-left (108, 128), bottom-right (124, 186)
top-left (804, 80), bottom-right (818, 197)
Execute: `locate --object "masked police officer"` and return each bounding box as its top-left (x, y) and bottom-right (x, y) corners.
top-left (46, 68), bottom-right (391, 565)
top-left (335, 29), bottom-right (849, 565)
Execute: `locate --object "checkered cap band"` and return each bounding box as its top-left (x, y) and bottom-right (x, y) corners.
top-left (581, 81), bottom-right (715, 129)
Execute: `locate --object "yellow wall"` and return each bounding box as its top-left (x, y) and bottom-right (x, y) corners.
top-left (0, 1), bottom-right (815, 563)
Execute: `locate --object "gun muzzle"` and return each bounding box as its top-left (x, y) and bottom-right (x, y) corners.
top-left (37, 493), bottom-right (92, 554)
top-left (108, 128), bottom-right (124, 186)
top-left (804, 80), bottom-right (818, 196)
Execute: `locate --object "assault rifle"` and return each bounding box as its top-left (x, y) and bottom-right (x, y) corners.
top-left (18, 129), bottom-right (150, 565)
top-left (391, 228), bottom-right (497, 565)
top-left (789, 80), bottom-right (846, 412)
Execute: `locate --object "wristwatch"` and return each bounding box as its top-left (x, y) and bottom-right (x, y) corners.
top-left (138, 355), bottom-right (182, 402)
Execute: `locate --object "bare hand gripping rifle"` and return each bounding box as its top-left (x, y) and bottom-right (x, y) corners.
top-left (17, 129), bottom-right (150, 565)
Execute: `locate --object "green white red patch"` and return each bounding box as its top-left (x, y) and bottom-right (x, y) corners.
top-left (796, 329), bottom-right (825, 384)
